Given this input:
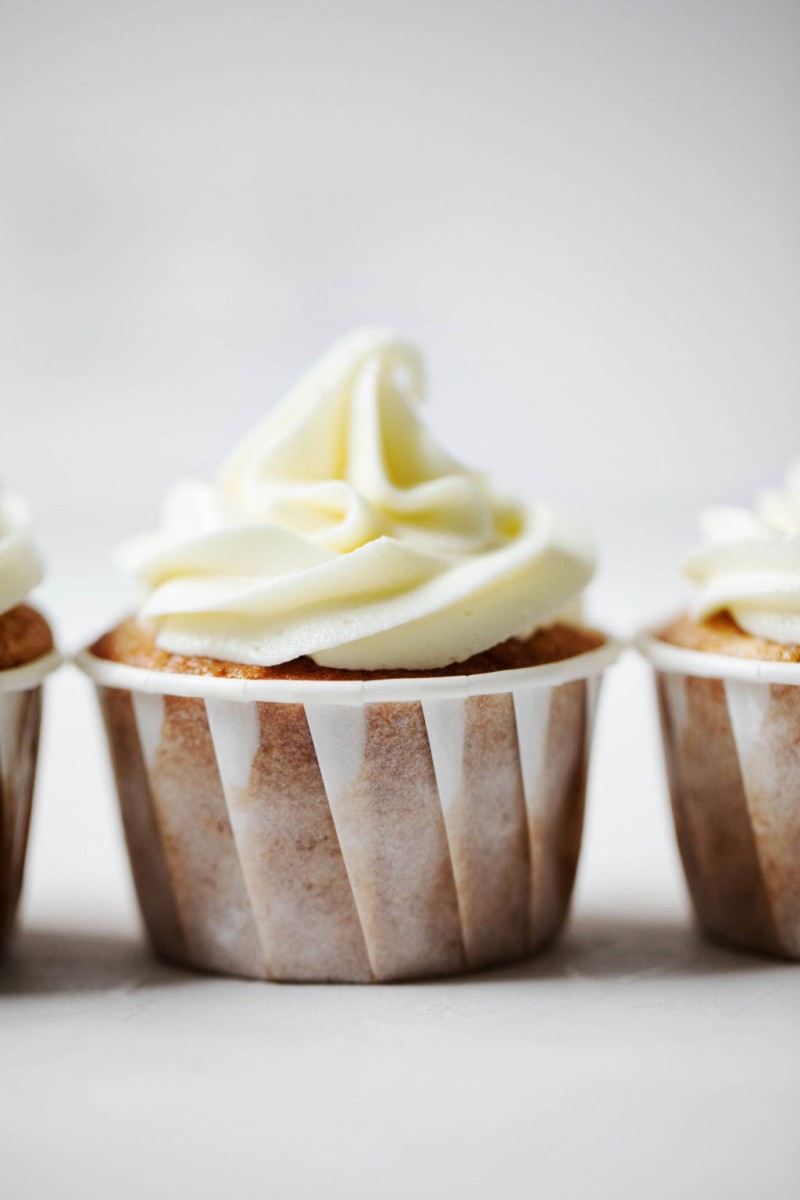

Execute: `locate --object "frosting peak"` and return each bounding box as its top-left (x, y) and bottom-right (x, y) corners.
top-left (684, 461), bottom-right (800, 645)
top-left (0, 487), bottom-right (44, 616)
top-left (219, 329), bottom-right (515, 556)
top-left (121, 330), bottom-right (595, 669)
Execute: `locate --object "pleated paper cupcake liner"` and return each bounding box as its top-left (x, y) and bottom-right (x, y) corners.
top-left (0, 650), bottom-right (59, 947)
top-left (638, 633), bottom-right (800, 959)
top-left (79, 640), bottom-right (619, 982)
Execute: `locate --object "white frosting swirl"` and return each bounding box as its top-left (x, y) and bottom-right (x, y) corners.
top-left (120, 329), bottom-right (595, 669)
top-left (684, 461), bottom-right (800, 645)
top-left (0, 487), bottom-right (44, 616)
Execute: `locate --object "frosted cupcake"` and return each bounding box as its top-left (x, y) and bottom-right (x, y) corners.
top-left (639, 463), bottom-right (800, 957)
top-left (80, 330), bottom-right (618, 982)
top-left (0, 487), bottom-right (58, 947)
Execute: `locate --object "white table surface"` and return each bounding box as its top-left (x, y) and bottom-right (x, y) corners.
top-left (2, 536), bottom-right (798, 1199)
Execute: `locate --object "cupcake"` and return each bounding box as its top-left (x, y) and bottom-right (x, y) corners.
top-left (0, 486), bottom-right (58, 947)
top-left (80, 329), bottom-right (617, 982)
top-left (639, 463), bottom-right (800, 958)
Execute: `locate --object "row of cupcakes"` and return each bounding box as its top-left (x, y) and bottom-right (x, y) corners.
top-left (1, 330), bottom-right (798, 981)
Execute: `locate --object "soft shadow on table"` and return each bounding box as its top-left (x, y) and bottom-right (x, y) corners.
top-left (0, 927), bottom-right (191, 997)
top-left (2, 913), bottom-right (792, 996)
top-left (434, 911), bottom-right (793, 988)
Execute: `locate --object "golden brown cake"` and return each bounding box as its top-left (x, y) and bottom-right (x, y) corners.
top-left (92, 617), bottom-right (605, 680)
top-left (0, 604), bottom-right (55, 671)
top-left (658, 612), bottom-right (800, 663)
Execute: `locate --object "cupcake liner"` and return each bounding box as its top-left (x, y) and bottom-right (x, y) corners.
top-left (0, 651), bottom-right (59, 947)
top-left (79, 640), bottom-right (618, 982)
top-left (638, 633), bottom-right (800, 958)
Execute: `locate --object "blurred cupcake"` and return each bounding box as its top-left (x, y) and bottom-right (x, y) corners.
top-left (80, 329), bottom-right (617, 982)
top-left (0, 486), bottom-right (58, 948)
top-left (639, 463), bottom-right (800, 957)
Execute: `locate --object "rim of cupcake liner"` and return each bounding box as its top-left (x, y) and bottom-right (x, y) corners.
top-left (636, 631), bottom-right (800, 687)
top-left (74, 635), bottom-right (623, 705)
top-left (0, 650), bottom-right (62, 694)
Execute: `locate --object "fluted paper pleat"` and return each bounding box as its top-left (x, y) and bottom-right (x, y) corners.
top-left (98, 687), bottom-right (186, 962)
top-left (422, 697), bottom-right (467, 817)
top-left (206, 698), bottom-right (372, 982)
top-left (526, 680), bottom-right (589, 948)
top-left (585, 675), bottom-right (601, 752)
top-left (656, 672), bottom-right (784, 956)
top-left (725, 679), bottom-right (800, 955)
top-left (0, 693), bottom-right (31, 884)
top-left (444, 693), bottom-right (529, 967)
top-left (0, 693), bottom-right (28, 879)
top-left (512, 687), bottom-right (552, 814)
top-left (0, 687), bottom-right (41, 945)
top-left (132, 692), bottom-right (264, 977)
top-left (424, 693), bottom-right (531, 966)
top-left (656, 673), bottom-right (717, 928)
top-left (306, 700), bottom-right (464, 981)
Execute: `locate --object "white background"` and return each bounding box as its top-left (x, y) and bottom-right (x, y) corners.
top-left (1, 3), bottom-right (799, 1198)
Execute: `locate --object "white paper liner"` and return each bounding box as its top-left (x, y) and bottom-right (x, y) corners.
top-left (638, 630), bottom-right (800, 958)
top-left (84, 641), bottom-right (618, 982)
top-left (636, 632), bottom-right (800, 685)
top-left (76, 638), bottom-right (620, 704)
top-left (0, 650), bottom-right (60, 694)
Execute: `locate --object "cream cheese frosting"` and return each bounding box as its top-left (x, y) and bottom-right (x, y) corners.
top-left (0, 486), bottom-right (44, 616)
top-left (120, 329), bottom-right (595, 669)
top-left (683, 461), bottom-right (800, 645)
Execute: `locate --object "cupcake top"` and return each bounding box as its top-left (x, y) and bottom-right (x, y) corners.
top-left (683, 461), bottom-right (800, 646)
top-left (120, 329), bottom-right (595, 670)
top-left (0, 485), bottom-right (44, 616)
